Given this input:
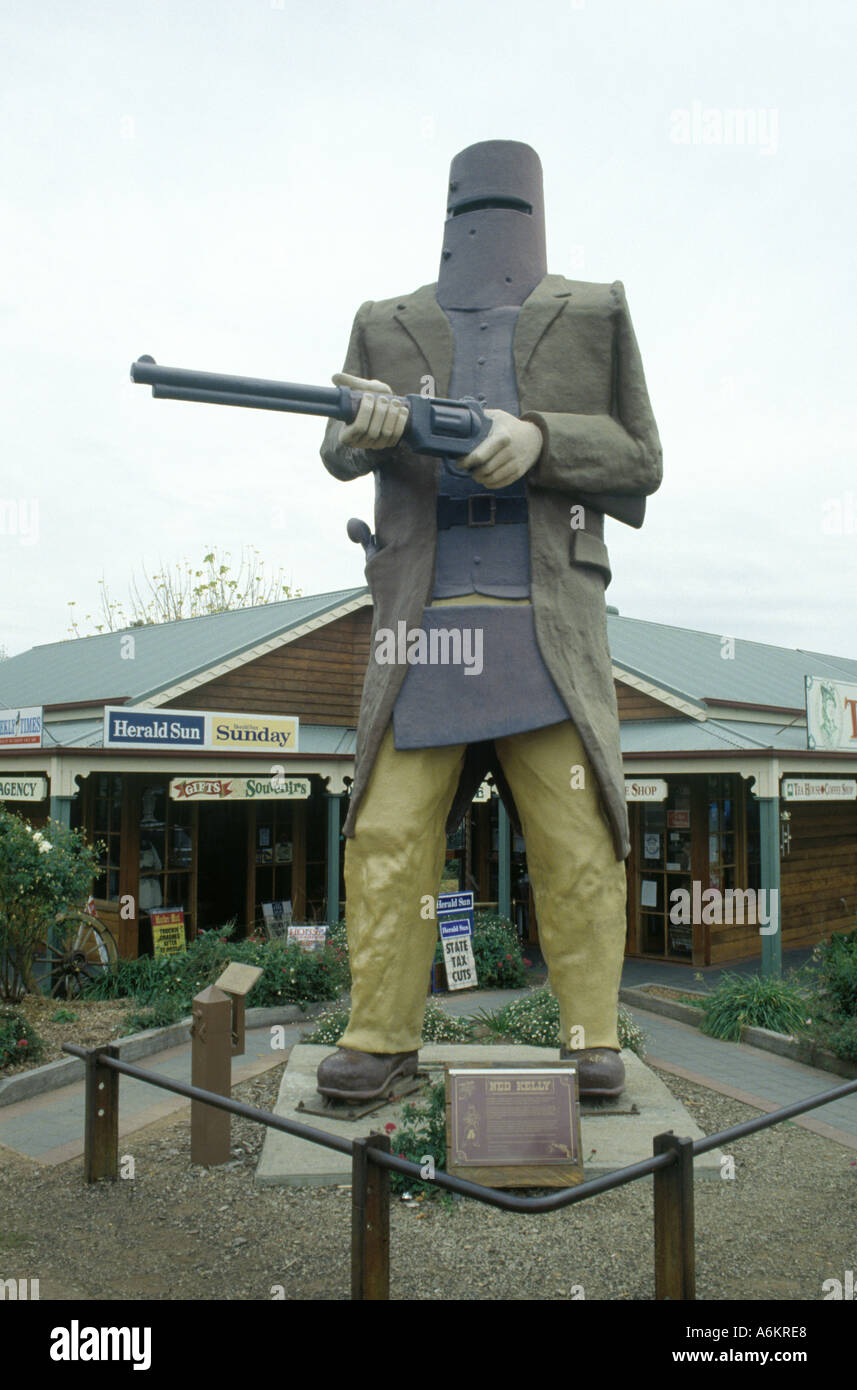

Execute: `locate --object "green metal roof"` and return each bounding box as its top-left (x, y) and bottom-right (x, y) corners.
top-left (1, 592), bottom-right (854, 721)
top-left (0, 588), bottom-right (367, 709)
top-left (607, 614), bottom-right (857, 711)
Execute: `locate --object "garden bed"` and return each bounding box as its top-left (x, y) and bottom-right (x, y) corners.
top-left (1, 994), bottom-right (134, 1074)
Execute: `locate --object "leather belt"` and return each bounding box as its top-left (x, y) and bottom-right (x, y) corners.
top-left (437, 495), bottom-right (528, 529)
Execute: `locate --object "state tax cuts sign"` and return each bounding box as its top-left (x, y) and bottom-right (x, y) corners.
top-left (437, 890), bottom-right (478, 991)
top-left (103, 707), bottom-right (299, 752)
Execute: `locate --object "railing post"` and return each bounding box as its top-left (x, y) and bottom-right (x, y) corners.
top-left (653, 1132), bottom-right (696, 1300)
top-left (84, 1045), bottom-right (120, 1183)
top-left (190, 985), bottom-right (233, 1166)
top-left (351, 1133), bottom-right (391, 1300)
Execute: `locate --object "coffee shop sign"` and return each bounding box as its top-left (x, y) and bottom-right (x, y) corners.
top-left (625, 779), bottom-right (668, 802)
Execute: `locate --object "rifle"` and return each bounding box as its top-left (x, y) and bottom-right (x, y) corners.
top-left (130, 357), bottom-right (645, 528)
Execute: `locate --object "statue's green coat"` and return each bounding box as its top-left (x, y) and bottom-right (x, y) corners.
top-left (321, 274), bottom-right (662, 860)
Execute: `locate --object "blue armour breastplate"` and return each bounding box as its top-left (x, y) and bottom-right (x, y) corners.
top-left (433, 306), bottom-right (530, 599)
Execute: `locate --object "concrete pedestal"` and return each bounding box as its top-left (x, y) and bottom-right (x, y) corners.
top-left (255, 1044), bottom-right (723, 1188)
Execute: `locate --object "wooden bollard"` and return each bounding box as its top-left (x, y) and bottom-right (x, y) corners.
top-left (84, 1044), bottom-right (120, 1183)
top-left (190, 984), bottom-right (233, 1166)
top-left (653, 1131), bottom-right (696, 1300)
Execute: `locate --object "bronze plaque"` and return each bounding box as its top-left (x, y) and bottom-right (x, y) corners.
top-left (445, 1063), bottom-right (584, 1188)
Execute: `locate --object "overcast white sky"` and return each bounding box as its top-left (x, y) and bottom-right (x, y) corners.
top-left (1, 0), bottom-right (855, 664)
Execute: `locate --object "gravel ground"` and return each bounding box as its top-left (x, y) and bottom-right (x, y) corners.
top-left (1, 1059), bottom-right (855, 1301)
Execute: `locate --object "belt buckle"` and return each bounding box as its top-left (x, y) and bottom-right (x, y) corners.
top-left (468, 495), bottom-right (496, 527)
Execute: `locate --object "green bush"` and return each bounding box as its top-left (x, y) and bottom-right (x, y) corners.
top-left (800, 930), bottom-right (857, 1060)
top-left (84, 922), bottom-right (350, 1019)
top-left (812, 929), bottom-right (857, 1018)
top-left (699, 972), bottom-right (810, 1042)
top-left (434, 914), bottom-right (527, 990)
top-left (0, 806), bottom-right (101, 1001)
top-left (0, 1007), bottom-right (44, 1069)
top-left (808, 1016), bottom-right (857, 1062)
top-left (386, 1077), bottom-right (448, 1199)
top-left (475, 987), bottom-right (647, 1057)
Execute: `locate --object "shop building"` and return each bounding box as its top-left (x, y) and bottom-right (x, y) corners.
top-left (1, 589), bottom-right (855, 968)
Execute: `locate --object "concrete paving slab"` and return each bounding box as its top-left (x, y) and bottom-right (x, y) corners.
top-left (255, 1044), bottom-right (723, 1188)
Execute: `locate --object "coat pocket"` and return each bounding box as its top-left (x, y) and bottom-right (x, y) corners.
top-left (569, 530), bottom-right (612, 584)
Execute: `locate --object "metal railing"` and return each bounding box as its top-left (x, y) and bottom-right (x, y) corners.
top-left (61, 1041), bottom-right (857, 1301)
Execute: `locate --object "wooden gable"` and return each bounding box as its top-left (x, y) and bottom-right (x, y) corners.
top-left (164, 610), bottom-right (679, 728)
top-left (164, 608), bottom-right (373, 725)
top-left (615, 680), bottom-right (679, 720)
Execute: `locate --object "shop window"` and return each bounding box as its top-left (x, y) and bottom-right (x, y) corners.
top-left (93, 774), bottom-right (123, 902)
top-left (255, 802), bottom-right (296, 920)
top-left (707, 774), bottom-right (738, 894)
top-left (139, 782), bottom-right (194, 935)
top-left (638, 781), bottom-right (693, 959)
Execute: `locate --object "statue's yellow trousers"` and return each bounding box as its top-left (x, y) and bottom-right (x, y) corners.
top-left (339, 601), bottom-right (628, 1056)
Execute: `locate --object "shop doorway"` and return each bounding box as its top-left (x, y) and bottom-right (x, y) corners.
top-left (196, 803), bottom-right (248, 933)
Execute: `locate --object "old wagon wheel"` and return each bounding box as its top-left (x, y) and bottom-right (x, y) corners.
top-left (32, 911), bottom-right (119, 999)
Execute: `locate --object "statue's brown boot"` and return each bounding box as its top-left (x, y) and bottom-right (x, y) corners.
top-left (316, 1047), bottom-right (419, 1101)
top-left (559, 1046), bottom-right (625, 1098)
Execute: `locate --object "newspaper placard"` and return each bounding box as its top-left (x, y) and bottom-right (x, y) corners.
top-left (150, 908), bottom-right (186, 958)
top-left (287, 924), bottom-right (328, 952)
top-left (440, 917), bottom-right (478, 991)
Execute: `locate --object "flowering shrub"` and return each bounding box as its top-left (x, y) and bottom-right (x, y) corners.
top-left (304, 998), bottom-right (473, 1045)
top-left (387, 1077), bottom-right (448, 1200)
top-left (83, 922), bottom-right (350, 1029)
top-left (0, 807), bottom-right (101, 1001)
top-left (0, 1006), bottom-right (44, 1069)
top-left (476, 988), bottom-right (647, 1057)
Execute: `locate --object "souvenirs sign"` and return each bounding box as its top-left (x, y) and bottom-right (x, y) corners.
top-left (150, 908), bottom-right (187, 958)
top-left (0, 707), bottom-right (43, 748)
top-left (169, 775), bottom-right (310, 800)
top-left (806, 676), bottom-right (857, 752)
top-left (104, 706), bottom-right (299, 752)
top-left (445, 1062), bottom-right (584, 1188)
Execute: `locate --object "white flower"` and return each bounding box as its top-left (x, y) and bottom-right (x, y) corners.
top-left (38, 841), bottom-right (52, 853)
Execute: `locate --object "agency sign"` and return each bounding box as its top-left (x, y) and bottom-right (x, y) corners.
top-left (0, 776), bottom-right (48, 801)
top-left (805, 676), bottom-right (857, 753)
top-left (104, 707), bottom-right (299, 753)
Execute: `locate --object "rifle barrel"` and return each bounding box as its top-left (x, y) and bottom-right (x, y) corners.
top-left (132, 358), bottom-right (355, 419)
top-left (151, 384), bottom-right (347, 418)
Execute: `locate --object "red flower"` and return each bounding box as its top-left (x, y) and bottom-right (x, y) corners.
top-left (523, 958), bottom-right (532, 967)
top-left (17, 1038), bottom-right (28, 1048)
top-left (384, 1122), bottom-right (396, 1134)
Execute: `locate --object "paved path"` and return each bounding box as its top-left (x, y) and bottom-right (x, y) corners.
top-left (1, 953), bottom-right (854, 1161)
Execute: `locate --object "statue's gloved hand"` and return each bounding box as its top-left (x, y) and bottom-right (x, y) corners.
top-left (333, 373), bottom-right (409, 450)
top-left (458, 409), bottom-right (543, 489)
